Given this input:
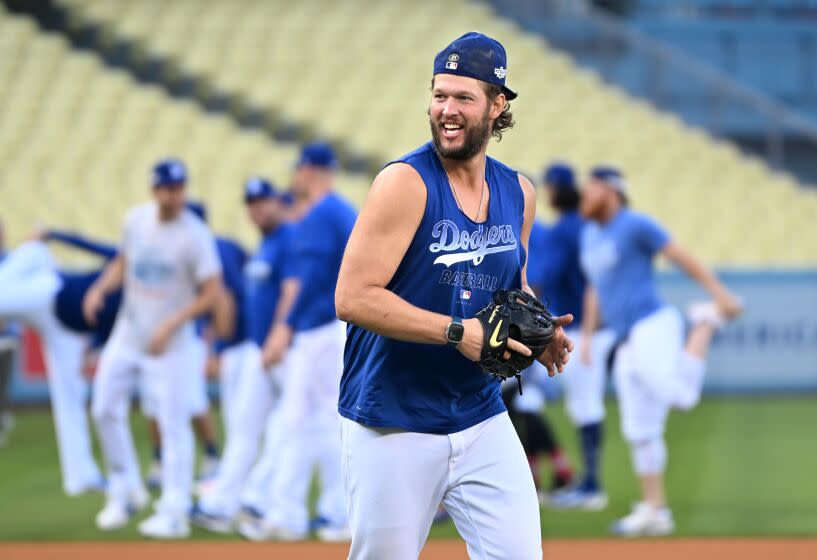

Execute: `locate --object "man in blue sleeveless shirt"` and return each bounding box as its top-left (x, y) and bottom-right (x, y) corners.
top-left (579, 167), bottom-right (742, 536)
top-left (335, 33), bottom-right (574, 559)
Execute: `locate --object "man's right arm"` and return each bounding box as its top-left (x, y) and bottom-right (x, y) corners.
top-left (335, 164), bottom-right (491, 360)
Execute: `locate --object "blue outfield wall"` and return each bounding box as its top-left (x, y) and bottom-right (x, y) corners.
top-left (7, 269), bottom-right (817, 404)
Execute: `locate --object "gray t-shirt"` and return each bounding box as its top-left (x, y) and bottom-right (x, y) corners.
top-left (112, 201), bottom-right (221, 353)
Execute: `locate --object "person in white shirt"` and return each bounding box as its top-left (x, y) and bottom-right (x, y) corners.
top-left (83, 159), bottom-right (222, 539)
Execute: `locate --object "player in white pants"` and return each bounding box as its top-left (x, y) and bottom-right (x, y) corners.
top-left (239, 144), bottom-right (357, 542)
top-left (334, 33), bottom-right (574, 559)
top-left (84, 159), bottom-right (222, 539)
top-left (579, 166), bottom-right (742, 536)
top-left (0, 239), bottom-right (105, 495)
top-left (192, 178), bottom-right (299, 533)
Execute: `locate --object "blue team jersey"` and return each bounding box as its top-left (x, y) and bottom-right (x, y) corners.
top-left (244, 224), bottom-right (296, 346)
top-left (340, 141), bottom-right (526, 434)
top-left (285, 192), bottom-right (357, 332)
top-left (525, 220), bottom-right (548, 294)
top-left (55, 271), bottom-right (121, 348)
top-left (580, 208), bottom-right (670, 340)
top-left (539, 211), bottom-right (586, 325)
top-left (214, 237), bottom-right (247, 350)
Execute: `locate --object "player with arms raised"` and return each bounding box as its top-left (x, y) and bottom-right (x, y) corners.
top-left (335, 33), bottom-right (573, 559)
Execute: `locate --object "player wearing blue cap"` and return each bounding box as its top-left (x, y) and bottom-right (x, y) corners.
top-left (579, 166), bottom-right (742, 536)
top-left (334, 33), bottom-right (573, 559)
top-left (240, 143), bottom-right (357, 542)
top-left (532, 163), bottom-right (617, 511)
top-left (0, 227), bottom-right (122, 495)
top-left (192, 177), bottom-right (299, 533)
top-left (85, 158), bottom-right (222, 538)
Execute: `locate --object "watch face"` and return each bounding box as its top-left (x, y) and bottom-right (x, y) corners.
top-left (448, 322), bottom-right (465, 343)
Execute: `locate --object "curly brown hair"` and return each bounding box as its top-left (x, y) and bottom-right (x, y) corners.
top-left (481, 83), bottom-right (515, 142)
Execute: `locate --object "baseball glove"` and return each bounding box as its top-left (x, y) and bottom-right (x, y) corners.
top-left (473, 289), bottom-right (555, 383)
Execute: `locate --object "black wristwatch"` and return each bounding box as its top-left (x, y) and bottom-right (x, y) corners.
top-left (446, 317), bottom-right (464, 346)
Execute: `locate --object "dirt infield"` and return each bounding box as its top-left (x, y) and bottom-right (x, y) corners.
top-left (3, 539), bottom-right (817, 560)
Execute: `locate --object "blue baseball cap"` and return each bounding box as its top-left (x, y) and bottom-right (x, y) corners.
top-left (434, 32), bottom-right (517, 100)
top-left (152, 158), bottom-right (187, 187)
top-left (185, 200), bottom-right (207, 222)
top-left (590, 166), bottom-right (628, 195)
top-left (296, 142), bottom-right (338, 169)
top-left (543, 163), bottom-right (577, 191)
top-left (243, 177), bottom-right (277, 203)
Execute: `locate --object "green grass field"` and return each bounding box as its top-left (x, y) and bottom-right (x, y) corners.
top-left (1, 396), bottom-right (816, 540)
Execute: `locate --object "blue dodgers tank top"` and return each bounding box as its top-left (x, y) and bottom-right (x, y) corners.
top-left (340, 141), bottom-right (527, 434)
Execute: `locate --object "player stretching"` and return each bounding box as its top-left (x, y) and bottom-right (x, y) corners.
top-left (335, 33), bottom-right (573, 559)
top-left (85, 159), bottom-right (222, 538)
top-left (578, 166), bottom-right (742, 536)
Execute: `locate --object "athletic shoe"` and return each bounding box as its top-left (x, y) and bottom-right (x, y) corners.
top-left (610, 502), bottom-right (674, 537)
top-left (95, 487), bottom-right (149, 531)
top-left (189, 504), bottom-right (235, 534)
top-left (237, 518), bottom-right (306, 542)
top-left (138, 511), bottom-right (191, 539)
top-left (316, 523), bottom-right (352, 543)
top-left (548, 487), bottom-right (608, 511)
top-left (238, 504), bottom-right (265, 525)
top-left (687, 301), bottom-right (726, 330)
top-left (146, 460), bottom-right (162, 491)
top-left (308, 515), bottom-right (330, 533)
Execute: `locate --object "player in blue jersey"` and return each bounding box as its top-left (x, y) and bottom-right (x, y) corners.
top-left (0, 227), bottom-right (121, 495)
top-left (535, 163), bottom-right (617, 511)
top-left (334, 33), bottom-right (574, 559)
top-left (579, 166), bottom-right (742, 536)
top-left (239, 143), bottom-right (357, 542)
top-left (193, 178), bottom-right (300, 533)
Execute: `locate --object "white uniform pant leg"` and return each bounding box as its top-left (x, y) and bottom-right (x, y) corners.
top-left (91, 338), bottom-right (142, 504)
top-left (38, 313), bottom-right (102, 494)
top-left (263, 331), bottom-right (319, 534)
top-left (562, 328), bottom-right (616, 427)
top-left (0, 242), bottom-right (61, 320)
top-left (314, 321), bottom-right (348, 526)
top-left (240, 395), bottom-right (284, 514)
top-left (340, 417), bottom-right (449, 560)
top-left (146, 343), bottom-right (197, 515)
top-left (629, 307), bottom-right (686, 407)
top-left (442, 412), bottom-right (542, 560)
top-left (613, 332), bottom-right (671, 444)
top-left (200, 343), bottom-right (275, 517)
top-left (187, 337), bottom-right (209, 417)
top-left (218, 342), bottom-right (252, 437)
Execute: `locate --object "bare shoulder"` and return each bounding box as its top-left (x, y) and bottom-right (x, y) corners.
top-left (360, 163), bottom-right (427, 222)
top-left (370, 162), bottom-right (426, 199)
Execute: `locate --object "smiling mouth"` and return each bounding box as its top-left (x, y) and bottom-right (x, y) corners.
top-left (440, 122), bottom-right (464, 139)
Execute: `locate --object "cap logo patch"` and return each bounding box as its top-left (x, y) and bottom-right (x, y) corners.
top-left (446, 53), bottom-right (459, 70)
top-left (494, 66), bottom-right (507, 79)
